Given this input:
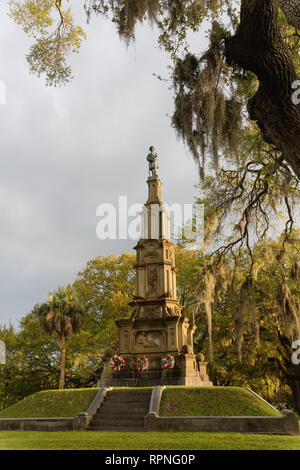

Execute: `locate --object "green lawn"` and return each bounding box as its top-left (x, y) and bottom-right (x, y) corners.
top-left (0, 389), bottom-right (98, 418)
top-left (159, 387), bottom-right (281, 417)
top-left (0, 431), bottom-right (299, 450)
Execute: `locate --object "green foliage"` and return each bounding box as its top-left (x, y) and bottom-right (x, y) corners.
top-left (175, 247), bottom-right (204, 315)
top-left (0, 315), bottom-right (59, 410)
top-left (73, 253), bottom-right (136, 351)
top-left (9, 0), bottom-right (86, 86)
top-left (0, 388), bottom-right (98, 418)
top-left (0, 311), bottom-right (100, 410)
top-left (159, 386), bottom-right (281, 416)
top-left (200, 234), bottom-right (300, 412)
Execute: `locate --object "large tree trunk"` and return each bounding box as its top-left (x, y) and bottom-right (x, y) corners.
top-left (225, 0), bottom-right (300, 179)
top-left (275, 328), bottom-right (300, 413)
top-left (59, 334), bottom-right (66, 390)
top-left (286, 375), bottom-right (300, 414)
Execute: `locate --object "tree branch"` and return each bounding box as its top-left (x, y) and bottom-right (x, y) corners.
top-left (225, 0), bottom-right (300, 179)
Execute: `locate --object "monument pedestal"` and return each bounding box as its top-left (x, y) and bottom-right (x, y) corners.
top-left (98, 314), bottom-right (212, 387)
top-left (98, 376), bottom-right (212, 387)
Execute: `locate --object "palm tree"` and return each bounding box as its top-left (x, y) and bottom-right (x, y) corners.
top-left (36, 285), bottom-right (85, 389)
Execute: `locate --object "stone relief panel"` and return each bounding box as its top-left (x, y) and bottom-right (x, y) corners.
top-left (139, 305), bottom-right (163, 319)
top-left (165, 245), bottom-right (175, 265)
top-left (134, 330), bottom-right (164, 350)
top-left (147, 266), bottom-right (158, 296)
top-left (166, 305), bottom-right (181, 317)
top-left (143, 240), bottom-right (161, 263)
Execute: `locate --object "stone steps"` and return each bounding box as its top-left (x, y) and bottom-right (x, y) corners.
top-left (87, 389), bottom-right (152, 432)
top-left (87, 425), bottom-right (145, 432)
top-left (91, 417), bottom-right (145, 427)
top-left (96, 407), bottom-right (148, 416)
top-left (105, 394), bottom-right (152, 403)
top-left (101, 399), bottom-right (149, 407)
top-left (108, 390), bottom-right (150, 392)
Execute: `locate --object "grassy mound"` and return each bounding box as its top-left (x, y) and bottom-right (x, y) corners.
top-left (0, 388), bottom-right (98, 419)
top-left (159, 387), bottom-right (281, 417)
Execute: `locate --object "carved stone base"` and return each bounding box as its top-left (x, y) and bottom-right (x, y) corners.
top-left (99, 350), bottom-right (212, 387)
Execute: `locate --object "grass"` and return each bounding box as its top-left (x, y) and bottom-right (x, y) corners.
top-left (0, 389), bottom-right (98, 418)
top-left (0, 431), bottom-right (299, 450)
top-left (159, 387), bottom-right (281, 417)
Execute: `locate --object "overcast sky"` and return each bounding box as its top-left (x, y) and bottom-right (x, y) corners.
top-left (0, 2), bottom-right (205, 325)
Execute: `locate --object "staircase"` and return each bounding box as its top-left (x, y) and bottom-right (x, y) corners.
top-left (88, 388), bottom-right (152, 432)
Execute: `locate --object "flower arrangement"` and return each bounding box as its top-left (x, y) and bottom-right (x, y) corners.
top-left (136, 356), bottom-right (149, 371)
top-left (110, 354), bottom-right (125, 371)
top-left (161, 354), bottom-right (175, 370)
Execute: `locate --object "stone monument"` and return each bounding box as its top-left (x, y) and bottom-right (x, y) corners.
top-left (98, 147), bottom-right (212, 387)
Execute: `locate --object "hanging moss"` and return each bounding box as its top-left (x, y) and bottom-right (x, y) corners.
top-left (277, 282), bottom-right (300, 338)
top-left (196, 269), bottom-right (215, 361)
top-left (172, 22), bottom-right (244, 177)
top-left (235, 277), bottom-right (259, 361)
top-left (291, 262), bottom-right (300, 282)
top-left (197, 256), bottom-right (229, 361)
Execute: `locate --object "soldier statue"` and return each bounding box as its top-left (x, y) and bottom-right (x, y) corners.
top-left (147, 146), bottom-right (159, 178)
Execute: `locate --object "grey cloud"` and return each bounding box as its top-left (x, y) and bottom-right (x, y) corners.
top-left (0, 4), bottom-right (199, 325)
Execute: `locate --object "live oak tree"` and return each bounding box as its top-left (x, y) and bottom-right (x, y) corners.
top-left (177, 233), bottom-right (300, 411)
top-left (214, 235), bottom-right (300, 413)
top-left (176, 202), bottom-right (300, 411)
top-left (9, 1), bottom-right (300, 176)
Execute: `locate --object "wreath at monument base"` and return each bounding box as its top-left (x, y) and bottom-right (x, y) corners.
top-left (136, 356), bottom-right (149, 371)
top-left (110, 354), bottom-right (125, 371)
top-left (161, 354), bottom-right (175, 370)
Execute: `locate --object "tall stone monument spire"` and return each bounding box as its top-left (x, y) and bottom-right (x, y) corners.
top-left (99, 146), bottom-right (211, 386)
